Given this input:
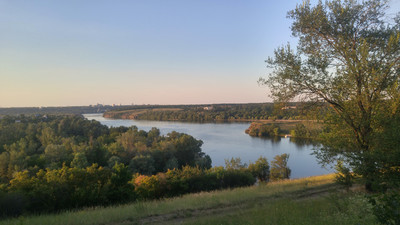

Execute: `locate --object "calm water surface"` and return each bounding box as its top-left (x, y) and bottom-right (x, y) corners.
top-left (84, 114), bottom-right (332, 178)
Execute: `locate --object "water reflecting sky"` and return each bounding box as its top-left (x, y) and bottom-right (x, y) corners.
top-left (84, 114), bottom-right (332, 178)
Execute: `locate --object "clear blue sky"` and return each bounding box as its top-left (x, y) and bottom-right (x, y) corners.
top-left (0, 0), bottom-right (398, 107)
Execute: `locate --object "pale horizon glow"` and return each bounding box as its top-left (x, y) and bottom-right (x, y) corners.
top-left (1, 0), bottom-right (399, 107)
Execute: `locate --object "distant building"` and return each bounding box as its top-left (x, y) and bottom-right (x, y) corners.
top-left (203, 106), bottom-right (214, 111)
top-left (281, 106), bottom-right (297, 110)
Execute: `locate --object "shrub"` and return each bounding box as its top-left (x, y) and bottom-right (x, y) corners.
top-left (370, 191), bottom-right (400, 225)
top-left (270, 154), bottom-right (291, 181)
top-left (134, 175), bottom-right (164, 199)
top-left (248, 156), bottom-right (270, 182)
top-left (335, 160), bottom-right (353, 189)
top-left (0, 191), bottom-right (27, 218)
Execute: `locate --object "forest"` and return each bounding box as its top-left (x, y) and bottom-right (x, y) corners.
top-left (0, 115), bottom-right (289, 217)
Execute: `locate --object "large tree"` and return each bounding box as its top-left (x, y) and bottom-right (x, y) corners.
top-left (260, 0), bottom-right (400, 190)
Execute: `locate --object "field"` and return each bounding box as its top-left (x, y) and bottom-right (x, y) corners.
top-left (103, 108), bottom-right (183, 119)
top-left (0, 174), bottom-right (378, 225)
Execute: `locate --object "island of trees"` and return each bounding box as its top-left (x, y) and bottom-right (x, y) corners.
top-left (245, 121), bottom-right (322, 139)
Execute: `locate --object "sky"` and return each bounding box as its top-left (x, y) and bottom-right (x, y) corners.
top-left (1, 0), bottom-right (399, 107)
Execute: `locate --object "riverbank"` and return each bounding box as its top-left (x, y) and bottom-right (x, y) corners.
top-left (0, 174), bottom-right (377, 225)
top-left (85, 113), bottom-right (330, 178)
top-left (103, 108), bottom-right (183, 119)
top-left (102, 103), bottom-right (317, 122)
top-left (104, 109), bottom-right (319, 123)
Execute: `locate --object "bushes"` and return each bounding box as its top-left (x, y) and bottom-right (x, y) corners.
top-left (132, 154), bottom-right (291, 201)
top-left (133, 166), bottom-right (256, 200)
top-left (0, 164), bottom-right (259, 217)
top-left (0, 114), bottom-right (295, 218)
top-left (270, 154), bottom-right (291, 181)
top-left (334, 161), bottom-right (353, 189)
top-left (370, 191), bottom-right (400, 225)
top-left (248, 156), bottom-right (270, 182)
top-left (6, 164), bottom-right (118, 214)
top-left (0, 191), bottom-right (27, 218)
top-left (245, 123), bottom-right (281, 137)
top-left (219, 169), bottom-right (255, 189)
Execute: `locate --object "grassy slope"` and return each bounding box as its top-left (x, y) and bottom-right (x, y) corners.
top-left (0, 174), bottom-right (378, 225)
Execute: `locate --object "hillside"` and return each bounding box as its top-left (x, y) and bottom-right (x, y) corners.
top-left (0, 174), bottom-right (378, 225)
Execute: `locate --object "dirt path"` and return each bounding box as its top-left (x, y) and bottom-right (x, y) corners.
top-left (108, 183), bottom-right (340, 225)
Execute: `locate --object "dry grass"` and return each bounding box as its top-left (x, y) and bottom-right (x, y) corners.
top-left (103, 108), bottom-right (183, 119)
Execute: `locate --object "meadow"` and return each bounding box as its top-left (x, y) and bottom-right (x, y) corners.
top-left (0, 174), bottom-right (378, 225)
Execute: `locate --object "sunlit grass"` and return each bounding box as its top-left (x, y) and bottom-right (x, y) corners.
top-left (0, 174), bottom-right (375, 225)
top-left (177, 195), bottom-right (377, 225)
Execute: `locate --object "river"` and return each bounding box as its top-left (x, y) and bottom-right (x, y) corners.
top-left (84, 113), bottom-right (332, 178)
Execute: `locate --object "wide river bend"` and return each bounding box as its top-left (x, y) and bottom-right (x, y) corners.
top-left (84, 114), bottom-right (332, 178)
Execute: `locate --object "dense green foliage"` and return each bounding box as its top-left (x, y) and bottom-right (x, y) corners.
top-left (0, 115), bottom-right (214, 216)
top-left (133, 166), bottom-right (256, 200)
top-left (0, 174), bottom-right (379, 225)
top-left (290, 123), bottom-right (320, 139)
top-left (262, 0), bottom-right (400, 222)
top-left (245, 123), bottom-right (281, 137)
top-left (245, 121), bottom-right (322, 139)
top-left (0, 115), bottom-right (210, 180)
top-left (0, 115), bottom-right (292, 218)
top-left (270, 154), bottom-right (291, 181)
top-left (247, 156), bottom-right (270, 182)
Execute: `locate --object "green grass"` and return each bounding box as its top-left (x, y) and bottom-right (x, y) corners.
top-left (0, 174), bottom-right (378, 225)
top-left (177, 195), bottom-right (376, 225)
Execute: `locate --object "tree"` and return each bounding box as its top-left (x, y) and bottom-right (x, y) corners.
top-left (170, 133), bottom-right (204, 168)
top-left (291, 123), bottom-right (308, 138)
top-left (248, 156), bottom-right (270, 182)
top-left (195, 155), bottom-right (212, 170)
top-left (270, 154), bottom-right (291, 181)
top-left (129, 155), bottom-right (155, 175)
top-left (44, 144), bottom-right (72, 169)
top-left (108, 163), bottom-right (134, 203)
top-left (259, 0), bottom-right (400, 191)
top-left (70, 152), bottom-right (89, 169)
top-left (225, 157), bottom-right (246, 170)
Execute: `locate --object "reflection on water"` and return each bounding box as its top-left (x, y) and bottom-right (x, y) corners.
top-left (289, 138), bottom-right (321, 148)
top-left (256, 136), bottom-right (282, 144)
top-left (84, 113), bottom-right (332, 178)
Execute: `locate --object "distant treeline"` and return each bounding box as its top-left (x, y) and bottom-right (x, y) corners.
top-left (0, 105), bottom-right (123, 116)
top-left (104, 103), bottom-right (326, 122)
top-left (0, 115), bottom-right (291, 217)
